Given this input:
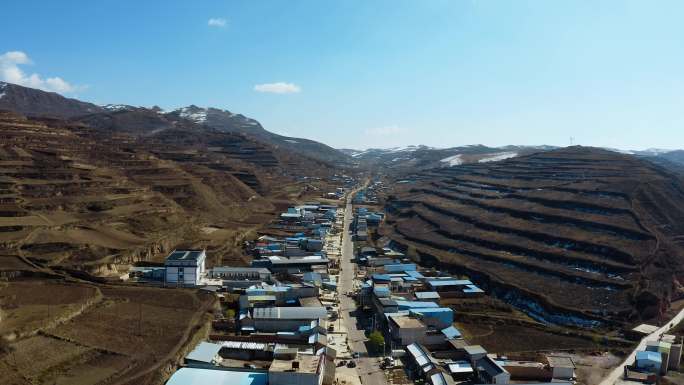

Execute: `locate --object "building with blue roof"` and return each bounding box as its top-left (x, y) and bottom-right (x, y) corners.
top-left (167, 368), bottom-right (268, 385)
top-left (383, 263), bottom-right (417, 273)
top-left (185, 342), bottom-right (223, 367)
top-left (636, 350), bottom-right (662, 373)
top-left (441, 326), bottom-right (462, 340)
top-left (395, 300), bottom-right (440, 310)
top-left (462, 284), bottom-right (485, 295)
top-left (406, 270), bottom-right (425, 279)
top-left (427, 279), bottom-right (473, 292)
top-left (371, 273), bottom-right (393, 282)
top-left (410, 307), bottom-right (454, 329)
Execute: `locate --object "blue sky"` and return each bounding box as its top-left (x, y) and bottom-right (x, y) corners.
top-left (1, 0), bottom-right (683, 150)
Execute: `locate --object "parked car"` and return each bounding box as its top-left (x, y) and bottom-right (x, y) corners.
top-left (347, 360), bottom-right (356, 368)
top-left (352, 352), bottom-right (360, 358)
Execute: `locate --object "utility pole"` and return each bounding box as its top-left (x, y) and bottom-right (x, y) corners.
top-left (138, 302), bottom-right (143, 336)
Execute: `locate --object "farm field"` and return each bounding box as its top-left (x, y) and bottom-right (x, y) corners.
top-left (0, 281), bottom-right (216, 385)
top-left (382, 147), bottom-right (684, 327)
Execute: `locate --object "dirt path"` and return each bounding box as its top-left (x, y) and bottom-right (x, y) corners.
top-left (598, 307), bottom-right (684, 385)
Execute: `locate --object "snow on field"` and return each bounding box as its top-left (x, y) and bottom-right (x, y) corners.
top-left (440, 154), bottom-right (463, 166)
top-left (478, 152), bottom-right (518, 163)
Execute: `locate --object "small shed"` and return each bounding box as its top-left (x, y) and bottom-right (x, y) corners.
top-left (546, 355), bottom-right (575, 379)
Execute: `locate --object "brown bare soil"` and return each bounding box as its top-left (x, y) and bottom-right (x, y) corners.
top-left (0, 111), bottom-right (340, 272)
top-left (0, 281), bottom-right (215, 385)
top-left (382, 147), bottom-right (684, 326)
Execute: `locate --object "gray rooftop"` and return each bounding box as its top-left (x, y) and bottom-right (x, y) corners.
top-left (166, 249), bottom-right (206, 262)
top-left (211, 267), bottom-right (270, 274)
top-left (252, 307), bottom-right (328, 320)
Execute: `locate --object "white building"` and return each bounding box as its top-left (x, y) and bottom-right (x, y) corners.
top-left (165, 249), bottom-right (207, 286)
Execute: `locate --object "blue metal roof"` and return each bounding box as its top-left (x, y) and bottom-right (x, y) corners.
top-left (636, 350), bottom-right (662, 363)
top-left (186, 342), bottom-right (222, 363)
top-left (395, 300), bottom-right (440, 309)
top-left (428, 279), bottom-right (472, 286)
top-left (441, 326), bottom-right (462, 339)
top-left (384, 263), bottom-right (417, 272)
top-left (410, 307), bottom-right (453, 314)
top-left (463, 284), bottom-right (484, 293)
top-left (372, 273), bottom-right (393, 281)
top-left (405, 270), bottom-right (425, 279)
top-left (167, 368), bottom-right (268, 385)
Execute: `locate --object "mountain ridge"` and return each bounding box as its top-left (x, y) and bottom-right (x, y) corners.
top-left (0, 81), bottom-right (350, 165)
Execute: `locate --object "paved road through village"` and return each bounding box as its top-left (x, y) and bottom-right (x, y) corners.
top-left (337, 190), bottom-right (389, 385)
top-left (599, 307), bottom-right (684, 385)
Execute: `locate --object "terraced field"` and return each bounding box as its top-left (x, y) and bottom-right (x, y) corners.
top-left (382, 147), bottom-right (684, 326)
top-left (0, 111), bottom-right (338, 272)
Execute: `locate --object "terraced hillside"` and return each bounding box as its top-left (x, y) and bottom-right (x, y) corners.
top-left (382, 147), bottom-right (684, 326)
top-left (0, 111), bottom-right (338, 273)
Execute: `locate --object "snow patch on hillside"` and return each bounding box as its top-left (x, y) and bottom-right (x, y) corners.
top-left (478, 152), bottom-right (518, 163)
top-left (0, 82), bottom-right (7, 99)
top-left (178, 107), bottom-right (207, 123)
top-left (284, 139), bottom-right (298, 144)
top-left (102, 104), bottom-right (134, 111)
top-left (440, 154), bottom-right (463, 166)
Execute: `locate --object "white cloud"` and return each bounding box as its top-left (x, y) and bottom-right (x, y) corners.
top-left (253, 82), bottom-right (301, 94)
top-left (0, 51), bottom-right (84, 94)
top-left (208, 18), bottom-right (227, 27)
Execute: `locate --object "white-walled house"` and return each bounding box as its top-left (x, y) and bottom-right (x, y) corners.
top-left (165, 249), bottom-right (207, 286)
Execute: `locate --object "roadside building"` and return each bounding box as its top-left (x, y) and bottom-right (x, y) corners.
top-left (429, 370), bottom-right (458, 385)
top-left (415, 292), bottom-right (441, 302)
top-left (448, 361), bottom-right (475, 381)
top-left (636, 350), bottom-right (662, 373)
top-left (166, 368), bottom-right (268, 385)
top-left (389, 315), bottom-right (427, 346)
top-left (475, 356), bottom-right (510, 384)
top-left (245, 306), bottom-right (328, 333)
top-left (185, 341), bottom-right (223, 368)
top-left (164, 249), bottom-right (207, 286)
top-left (269, 353), bottom-right (329, 385)
top-left (410, 307), bottom-right (454, 329)
top-left (406, 343), bottom-right (439, 379)
top-left (464, 345), bottom-right (488, 362)
top-left (546, 355), bottom-right (575, 380)
top-left (210, 267), bottom-right (272, 286)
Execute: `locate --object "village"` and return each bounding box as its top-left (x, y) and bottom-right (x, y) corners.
top-left (127, 179), bottom-right (683, 385)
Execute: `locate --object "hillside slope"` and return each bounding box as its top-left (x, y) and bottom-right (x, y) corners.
top-left (0, 111), bottom-right (337, 272)
top-left (168, 105), bottom-right (351, 164)
top-left (0, 81), bottom-right (350, 165)
top-left (0, 81), bottom-right (104, 117)
top-left (382, 147), bottom-right (684, 326)
top-left (341, 144), bottom-right (555, 172)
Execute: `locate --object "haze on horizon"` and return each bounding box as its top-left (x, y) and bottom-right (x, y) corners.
top-left (2, 0), bottom-right (683, 151)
